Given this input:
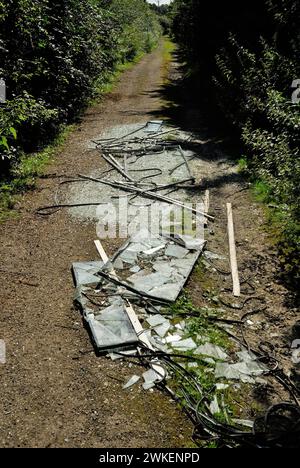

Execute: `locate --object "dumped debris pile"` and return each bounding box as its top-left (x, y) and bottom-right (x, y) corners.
top-left (73, 228), bottom-right (205, 351)
top-left (66, 122), bottom-right (300, 448)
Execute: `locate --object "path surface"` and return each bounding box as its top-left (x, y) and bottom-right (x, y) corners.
top-left (0, 43), bottom-right (192, 448)
top-left (0, 41), bottom-right (296, 448)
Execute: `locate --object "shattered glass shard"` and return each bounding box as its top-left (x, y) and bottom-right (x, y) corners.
top-left (72, 261), bottom-right (103, 286)
top-left (174, 234), bottom-right (206, 251)
top-left (152, 261), bottom-right (175, 277)
top-left (123, 375), bottom-right (140, 389)
top-left (172, 338), bottom-right (197, 351)
top-left (119, 250), bottom-right (138, 264)
top-left (113, 258), bottom-right (124, 270)
top-left (153, 321), bottom-right (171, 338)
top-left (148, 284), bottom-right (181, 302)
top-left (86, 302), bottom-right (138, 351)
top-left (130, 272), bottom-right (170, 293)
top-left (146, 314), bottom-right (168, 327)
top-left (215, 360), bottom-right (266, 383)
top-left (196, 343), bottom-right (229, 361)
top-left (165, 244), bottom-right (189, 259)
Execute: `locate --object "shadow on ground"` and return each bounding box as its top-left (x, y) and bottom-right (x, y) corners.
top-left (137, 50), bottom-right (246, 192)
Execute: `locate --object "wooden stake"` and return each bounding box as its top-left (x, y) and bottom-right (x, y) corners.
top-left (227, 203), bottom-right (241, 297)
top-left (203, 190), bottom-right (210, 227)
top-left (204, 190), bottom-right (210, 216)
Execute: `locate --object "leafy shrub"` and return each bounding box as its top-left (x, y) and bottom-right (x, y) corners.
top-left (171, 0), bottom-right (300, 288)
top-left (214, 21), bottom-right (299, 288)
top-left (0, 92), bottom-right (59, 174)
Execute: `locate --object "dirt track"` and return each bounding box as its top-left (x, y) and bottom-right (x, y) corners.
top-left (0, 42), bottom-right (193, 448)
top-left (0, 41), bottom-right (297, 448)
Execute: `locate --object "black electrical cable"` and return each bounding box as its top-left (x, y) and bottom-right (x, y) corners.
top-left (120, 345), bottom-right (300, 448)
top-left (96, 270), bottom-right (172, 305)
top-left (219, 295), bottom-right (265, 310)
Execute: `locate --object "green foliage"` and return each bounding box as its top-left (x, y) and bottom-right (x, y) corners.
top-left (171, 0), bottom-right (300, 289)
top-left (238, 157), bottom-right (248, 173)
top-left (0, 0), bottom-right (161, 173)
top-left (149, 1), bottom-right (172, 35)
top-left (167, 294), bottom-right (230, 349)
top-left (213, 8), bottom-right (300, 288)
top-left (0, 92), bottom-right (59, 168)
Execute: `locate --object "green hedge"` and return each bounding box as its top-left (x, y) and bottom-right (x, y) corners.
top-left (171, 0), bottom-right (300, 288)
top-left (0, 0), bottom-right (161, 173)
top-left (110, 0), bottom-right (162, 62)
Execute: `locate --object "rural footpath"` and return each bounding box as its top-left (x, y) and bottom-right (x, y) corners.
top-left (0, 40), bottom-right (299, 448)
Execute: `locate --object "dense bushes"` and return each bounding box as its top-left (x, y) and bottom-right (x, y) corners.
top-left (0, 0), bottom-right (116, 169)
top-left (172, 0), bottom-right (300, 287)
top-left (0, 0), bottom-right (161, 174)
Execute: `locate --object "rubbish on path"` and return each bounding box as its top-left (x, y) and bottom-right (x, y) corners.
top-left (173, 234), bottom-right (206, 251)
top-left (153, 321), bottom-right (171, 338)
top-left (67, 121), bottom-right (298, 448)
top-left (215, 350), bottom-right (267, 383)
top-left (99, 151), bottom-right (135, 183)
top-left (142, 369), bottom-right (162, 390)
top-left (165, 244), bottom-right (188, 259)
top-left (107, 229), bottom-right (205, 303)
top-left (146, 315), bottom-right (168, 327)
top-left (144, 120), bottom-right (164, 133)
top-left (73, 264), bottom-right (167, 380)
top-left (87, 305), bottom-right (138, 351)
top-left (72, 261), bottom-right (103, 286)
top-left (93, 240), bottom-right (150, 345)
top-left (73, 251), bottom-right (139, 352)
top-left (72, 269), bottom-right (139, 351)
top-left (165, 334), bottom-right (182, 344)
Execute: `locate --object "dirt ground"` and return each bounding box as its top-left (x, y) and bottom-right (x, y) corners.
top-left (0, 42), bottom-right (193, 448)
top-left (0, 41), bottom-right (298, 448)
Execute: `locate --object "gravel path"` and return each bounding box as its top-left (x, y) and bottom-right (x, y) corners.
top-left (0, 42), bottom-right (193, 448)
top-left (0, 40), bottom-right (297, 448)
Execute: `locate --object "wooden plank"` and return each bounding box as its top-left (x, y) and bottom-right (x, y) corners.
top-left (79, 173), bottom-right (214, 221)
top-left (124, 303), bottom-right (153, 350)
top-left (203, 189), bottom-right (210, 227)
top-left (108, 152), bottom-right (135, 182)
top-left (227, 203), bottom-right (241, 297)
top-left (125, 303), bottom-right (166, 380)
top-left (100, 151), bottom-right (134, 182)
top-left (204, 190), bottom-right (210, 216)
